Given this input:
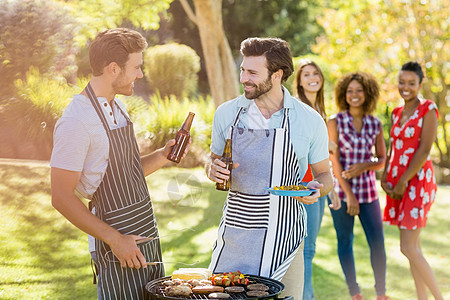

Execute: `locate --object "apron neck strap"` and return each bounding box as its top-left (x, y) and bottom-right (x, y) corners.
top-left (232, 107), bottom-right (244, 127)
top-left (85, 83), bottom-right (111, 135)
top-left (281, 108), bottom-right (289, 130)
top-left (84, 82), bottom-right (132, 132)
top-left (230, 106), bottom-right (290, 133)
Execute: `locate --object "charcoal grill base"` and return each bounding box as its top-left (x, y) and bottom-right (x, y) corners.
top-left (146, 275), bottom-right (286, 300)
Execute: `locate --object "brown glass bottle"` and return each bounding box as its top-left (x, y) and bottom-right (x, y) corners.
top-left (167, 112), bottom-right (195, 163)
top-left (216, 139), bottom-right (233, 191)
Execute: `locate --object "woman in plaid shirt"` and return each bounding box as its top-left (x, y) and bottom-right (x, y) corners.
top-left (327, 72), bottom-right (389, 300)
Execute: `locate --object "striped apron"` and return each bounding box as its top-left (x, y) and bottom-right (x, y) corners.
top-left (210, 108), bottom-right (306, 281)
top-left (86, 83), bottom-right (164, 300)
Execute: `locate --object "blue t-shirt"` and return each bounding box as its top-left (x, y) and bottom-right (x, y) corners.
top-left (211, 86), bottom-right (329, 181)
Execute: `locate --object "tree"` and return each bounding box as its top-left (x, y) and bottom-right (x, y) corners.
top-left (222, 0), bottom-right (324, 56)
top-left (168, 0), bottom-right (325, 100)
top-left (313, 0), bottom-right (449, 165)
top-left (179, 0), bottom-right (240, 107)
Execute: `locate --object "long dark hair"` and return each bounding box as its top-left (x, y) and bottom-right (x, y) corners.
top-left (292, 59), bottom-right (326, 119)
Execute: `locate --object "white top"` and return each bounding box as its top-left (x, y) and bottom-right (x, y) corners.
top-left (247, 100), bottom-right (271, 129)
top-left (50, 94), bottom-right (129, 199)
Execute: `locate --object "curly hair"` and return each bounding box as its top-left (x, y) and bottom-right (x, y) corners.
top-left (292, 59), bottom-right (326, 119)
top-left (334, 72), bottom-right (379, 114)
top-left (240, 37), bottom-right (293, 83)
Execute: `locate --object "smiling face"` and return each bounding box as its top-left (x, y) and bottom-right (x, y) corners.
top-left (299, 65), bottom-right (323, 94)
top-left (346, 80), bottom-right (365, 108)
top-left (239, 56), bottom-right (274, 100)
top-left (398, 70), bottom-right (422, 102)
top-left (112, 52), bottom-right (144, 96)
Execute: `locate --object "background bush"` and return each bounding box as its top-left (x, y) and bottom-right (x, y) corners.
top-left (0, 67), bottom-right (214, 165)
top-left (0, 0), bottom-right (78, 101)
top-left (130, 93), bottom-right (215, 167)
top-left (143, 43), bottom-right (201, 99)
top-left (1, 68), bottom-right (88, 159)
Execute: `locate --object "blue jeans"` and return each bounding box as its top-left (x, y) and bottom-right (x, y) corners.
top-left (303, 196), bottom-right (326, 300)
top-left (328, 199), bottom-right (387, 297)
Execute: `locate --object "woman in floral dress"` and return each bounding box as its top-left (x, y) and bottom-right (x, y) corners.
top-left (381, 61), bottom-right (443, 300)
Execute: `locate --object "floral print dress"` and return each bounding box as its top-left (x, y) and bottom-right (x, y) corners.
top-left (383, 99), bottom-right (438, 229)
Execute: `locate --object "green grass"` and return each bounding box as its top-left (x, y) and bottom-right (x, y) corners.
top-left (0, 159), bottom-right (449, 299)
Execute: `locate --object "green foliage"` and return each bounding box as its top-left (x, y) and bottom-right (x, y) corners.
top-left (129, 93), bottom-right (215, 155)
top-left (0, 0), bottom-right (78, 99)
top-left (118, 95), bottom-right (149, 121)
top-left (5, 68), bottom-right (88, 156)
top-left (287, 54), bottom-right (337, 115)
top-left (313, 0), bottom-right (449, 161)
top-left (61, 0), bottom-right (174, 44)
top-left (221, 0), bottom-right (325, 56)
top-left (143, 43), bottom-right (201, 99)
top-left (4, 66), bottom-right (212, 163)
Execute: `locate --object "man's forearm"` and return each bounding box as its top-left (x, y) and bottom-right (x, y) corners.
top-left (315, 172), bottom-right (333, 197)
top-left (52, 192), bottom-right (122, 247)
top-left (141, 148), bottom-right (169, 176)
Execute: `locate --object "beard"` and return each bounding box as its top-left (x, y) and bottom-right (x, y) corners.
top-left (112, 72), bottom-right (134, 96)
top-left (243, 76), bottom-right (273, 99)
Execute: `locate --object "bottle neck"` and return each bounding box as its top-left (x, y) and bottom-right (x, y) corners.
top-left (222, 139), bottom-right (232, 158)
top-left (181, 112), bottom-right (195, 131)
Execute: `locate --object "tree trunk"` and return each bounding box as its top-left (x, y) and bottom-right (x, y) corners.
top-left (180, 0), bottom-right (240, 107)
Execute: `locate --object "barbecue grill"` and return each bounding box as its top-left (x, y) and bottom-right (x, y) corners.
top-left (145, 275), bottom-right (293, 300)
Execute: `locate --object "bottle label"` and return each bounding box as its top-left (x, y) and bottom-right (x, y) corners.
top-left (173, 135), bottom-right (188, 158)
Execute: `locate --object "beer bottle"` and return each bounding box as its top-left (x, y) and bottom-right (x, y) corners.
top-left (167, 112), bottom-right (195, 163)
top-left (216, 139), bottom-right (233, 191)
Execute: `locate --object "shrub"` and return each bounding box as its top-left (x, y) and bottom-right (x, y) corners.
top-left (143, 43), bottom-right (201, 99)
top-left (0, 0), bottom-right (78, 101)
top-left (126, 93), bottom-right (215, 167)
top-left (2, 66), bottom-right (215, 165)
top-left (3, 67), bottom-right (88, 159)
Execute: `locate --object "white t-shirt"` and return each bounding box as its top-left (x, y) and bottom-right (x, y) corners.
top-left (50, 94), bottom-right (129, 199)
top-left (247, 100), bottom-right (271, 129)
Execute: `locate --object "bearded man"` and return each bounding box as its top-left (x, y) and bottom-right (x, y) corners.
top-left (206, 37), bottom-right (333, 299)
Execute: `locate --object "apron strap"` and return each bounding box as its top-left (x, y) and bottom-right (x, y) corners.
top-left (281, 108), bottom-right (289, 130)
top-left (227, 107), bottom-right (244, 139)
top-left (114, 101), bottom-right (132, 125)
top-left (85, 83), bottom-right (111, 135)
top-left (228, 106), bottom-right (290, 137)
top-left (91, 257), bottom-right (98, 284)
top-left (233, 107), bottom-right (244, 126)
top-left (84, 82), bottom-right (131, 132)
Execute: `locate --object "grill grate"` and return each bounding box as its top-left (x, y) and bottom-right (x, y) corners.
top-left (146, 275), bottom-right (285, 300)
